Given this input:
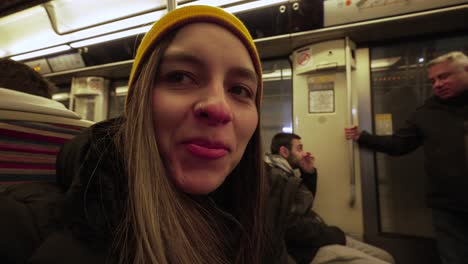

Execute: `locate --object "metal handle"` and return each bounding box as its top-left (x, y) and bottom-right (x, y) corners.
top-left (345, 37), bottom-right (356, 207)
top-left (167, 0), bottom-right (177, 11)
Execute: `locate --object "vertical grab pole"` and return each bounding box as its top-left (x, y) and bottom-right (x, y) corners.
top-left (345, 37), bottom-right (356, 207)
top-left (167, 0), bottom-right (177, 11)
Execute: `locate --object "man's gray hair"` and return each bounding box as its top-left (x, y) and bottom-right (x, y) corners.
top-left (427, 51), bottom-right (468, 69)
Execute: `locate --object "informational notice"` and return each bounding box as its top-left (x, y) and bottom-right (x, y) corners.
top-left (308, 75), bottom-right (335, 113)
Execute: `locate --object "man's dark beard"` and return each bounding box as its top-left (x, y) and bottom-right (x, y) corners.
top-left (287, 155), bottom-right (300, 170)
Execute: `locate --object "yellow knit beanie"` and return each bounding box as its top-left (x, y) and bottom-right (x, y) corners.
top-left (128, 5), bottom-right (262, 101)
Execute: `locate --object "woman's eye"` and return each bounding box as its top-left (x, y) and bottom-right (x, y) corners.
top-left (229, 85), bottom-right (252, 98)
top-left (165, 71), bottom-right (194, 85)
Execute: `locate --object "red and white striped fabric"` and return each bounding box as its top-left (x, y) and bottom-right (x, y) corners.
top-left (0, 88), bottom-right (93, 183)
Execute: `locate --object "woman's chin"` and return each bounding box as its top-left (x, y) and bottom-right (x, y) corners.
top-left (171, 172), bottom-right (227, 195)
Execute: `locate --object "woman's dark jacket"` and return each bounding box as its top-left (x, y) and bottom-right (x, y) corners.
top-left (30, 118), bottom-right (127, 263)
top-left (20, 119), bottom-right (300, 264)
top-left (1, 118), bottom-right (342, 263)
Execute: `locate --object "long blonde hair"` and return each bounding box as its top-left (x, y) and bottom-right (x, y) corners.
top-left (114, 29), bottom-right (266, 264)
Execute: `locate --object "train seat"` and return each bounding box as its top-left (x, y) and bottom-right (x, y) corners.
top-left (0, 88), bottom-right (93, 263)
top-left (0, 88), bottom-right (93, 183)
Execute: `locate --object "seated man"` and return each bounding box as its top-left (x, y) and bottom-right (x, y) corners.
top-left (266, 132), bottom-right (395, 264)
top-left (265, 133), bottom-right (317, 197)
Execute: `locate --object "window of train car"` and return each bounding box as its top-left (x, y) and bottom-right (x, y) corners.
top-left (369, 34), bottom-right (468, 237)
top-left (260, 59), bottom-right (293, 154)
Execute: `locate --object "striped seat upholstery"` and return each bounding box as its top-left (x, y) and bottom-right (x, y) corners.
top-left (0, 88), bottom-right (93, 183)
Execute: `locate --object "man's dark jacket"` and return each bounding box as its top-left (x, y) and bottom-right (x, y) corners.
top-left (358, 92), bottom-right (468, 212)
top-left (265, 160), bottom-right (346, 263)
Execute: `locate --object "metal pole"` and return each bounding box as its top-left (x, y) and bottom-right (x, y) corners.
top-left (345, 36), bottom-right (356, 207)
top-left (167, 0), bottom-right (177, 11)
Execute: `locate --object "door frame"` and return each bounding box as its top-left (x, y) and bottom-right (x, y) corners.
top-left (355, 48), bottom-right (440, 264)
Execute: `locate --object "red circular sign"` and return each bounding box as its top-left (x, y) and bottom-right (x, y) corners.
top-left (297, 52), bottom-right (310, 66)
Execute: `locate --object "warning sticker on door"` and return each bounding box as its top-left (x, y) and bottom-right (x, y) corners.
top-left (375, 114), bottom-right (393, 135)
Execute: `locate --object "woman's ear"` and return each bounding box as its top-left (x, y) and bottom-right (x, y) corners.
top-left (279, 146), bottom-right (289, 159)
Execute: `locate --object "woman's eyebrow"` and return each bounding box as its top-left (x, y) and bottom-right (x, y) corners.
top-left (161, 52), bottom-right (204, 67)
top-left (162, 52), bottom-right (258, 84)
top-left (228, 67), bottom-right (258, 85)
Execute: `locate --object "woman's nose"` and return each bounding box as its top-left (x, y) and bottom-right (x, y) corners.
top-left (194, 98), bottom-right (232, 125)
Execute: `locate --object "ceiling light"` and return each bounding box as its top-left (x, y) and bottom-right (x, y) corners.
top-left (70, 26), bottom-right (152, 48)
top-left (183, 0), bottom-right (243, 7)
top-left (11, 45), bottom-right (71, 61)
top-left (3, 0), bottom-right (287, 59)
top-left (225, 0), bottom-right (288, 13)
top-left (47, 0), bottom-right (166, 32)
top-left (69, 10), bottom-right (166, 41)
top-left (370, 57), bottom-right (401, 69)
top-left (52, 92), bottom-right (70, 101)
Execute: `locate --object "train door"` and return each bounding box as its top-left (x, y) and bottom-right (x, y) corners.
top-left (359, 35), bottom-right (468, 264)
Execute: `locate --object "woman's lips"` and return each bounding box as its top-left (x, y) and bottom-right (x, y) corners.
top-left (185, 143), bottom-right (229, 159)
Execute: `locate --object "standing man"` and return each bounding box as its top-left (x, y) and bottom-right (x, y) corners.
top-left (345, 51), bottom-right (468, 264)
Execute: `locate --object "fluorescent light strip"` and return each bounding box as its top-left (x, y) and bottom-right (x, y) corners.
top-left (68, 1), bottom-right (239, 47)
top-left (11, 45), bottom-right (71, 61)
top-left (52, 92), bottom-right (70, 101)
top-left (282, 126), bottom-right (293, 133)
top-left (70, 1), bottom-right (240, 42)
top-left (69, 1), bottom-right (247, 48)
top-left (182, 0), bottom-right (243, 7)
top-left (7, 0), bottom-right (285, 58)
top-left (69, 0), bottom-right (239, 42)
top-left (115, 86), bottom-right (129, 95)
top-left (69, 1), bottom-right (284, 49)
top-left (70, 26), bottom-right (152, 48)
top-left (225, 0), bottom-right (288, 13)
top-left (69, 10), bottom-right (166, 41)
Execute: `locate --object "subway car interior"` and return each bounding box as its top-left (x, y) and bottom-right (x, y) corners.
top-left (1, 0), bottom-right (468, 263)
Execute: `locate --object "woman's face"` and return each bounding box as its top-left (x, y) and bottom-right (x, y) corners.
top-left (152, 23), bottom-right (259, 195)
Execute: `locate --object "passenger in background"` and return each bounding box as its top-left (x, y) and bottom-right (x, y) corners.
top-left (0, 58), bottom-right (55, 98)
top-left (266, 132), bottom-right (395, 264)
top-left (28, 5), bottom-right (287, 264)
top-left (345, 51), bottom-right (468, 264)
top-left (266, 132), bottom-right (317, 196)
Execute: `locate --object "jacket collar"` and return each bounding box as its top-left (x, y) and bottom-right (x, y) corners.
top-left (264, 153), bottom-right (301, 178)
top-left (430, 90), bottom-right (468, 108)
